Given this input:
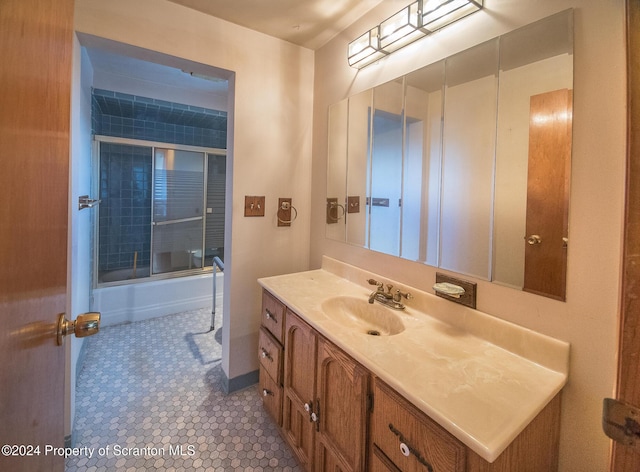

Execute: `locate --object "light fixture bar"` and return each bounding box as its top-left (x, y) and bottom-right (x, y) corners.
top-left (422, 0), bottom-right (483, 33)
top-left (347, 0), bottom-right (483, 69)
top-left (379, 2), bottom-right (426, 53)
top-left (348, 26), bottom-right (388, 68)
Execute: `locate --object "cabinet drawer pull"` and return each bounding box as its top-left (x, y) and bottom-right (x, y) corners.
top-left (265, 309), bottom-right (278, 323)
top-left (262, 389), bottom-right (274, 397)
top-left (260, 348), bottom-right (273, 361)
top-left (400, 442), bottom-right (410, 457)
top-left (389, 423), bottom-right (434, 472)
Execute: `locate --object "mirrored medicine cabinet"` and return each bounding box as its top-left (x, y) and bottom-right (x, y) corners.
top-left (326, 10), bottom-right (574, 301)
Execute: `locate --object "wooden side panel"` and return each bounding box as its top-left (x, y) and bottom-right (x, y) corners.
top-left (466, 394), bottom-right (561, 472)
top-left (0, 1), bottom-right (73, 471)
top-left (315, 337), bottom-right (368, 472)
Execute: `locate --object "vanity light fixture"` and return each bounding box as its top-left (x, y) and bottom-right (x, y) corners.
top-left (348, 0), bottom-right (483, 69)
top-left (379, 2), bottom-right (426, 54)
top-left (347, 26), bottom-right (387, 68)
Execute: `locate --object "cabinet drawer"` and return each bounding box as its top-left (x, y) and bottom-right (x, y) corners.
top-left (259, 364), bottom-right (283, 426)
top-left (258, 327), bottom-right (283, 385)
top-left (371, 379), bottom-right (465, 472)
top-left (261, 290), bottom-right (285, 343)
top-left (370, 445), bottom-right (402, 472)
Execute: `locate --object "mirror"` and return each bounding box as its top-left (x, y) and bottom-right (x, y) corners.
top-left (326, 10), bottom-right (573, 301)
top-left (440, 39), bottom-right (499, 280)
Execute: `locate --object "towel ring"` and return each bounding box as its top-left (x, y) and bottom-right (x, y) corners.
top-left (277, 205), bottom-right (298, 225)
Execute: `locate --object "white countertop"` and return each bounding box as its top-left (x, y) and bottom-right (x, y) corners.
top-left (258, 257), bottom-right (569, 463)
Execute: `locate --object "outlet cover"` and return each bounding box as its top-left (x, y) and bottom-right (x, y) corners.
top-left (244, 196), bottom-right (265, 217)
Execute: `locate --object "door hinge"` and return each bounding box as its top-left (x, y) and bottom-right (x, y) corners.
top-left (367, 393), bottom-right (374, 413)
top-left (603, 398), bottom-right (640, 451)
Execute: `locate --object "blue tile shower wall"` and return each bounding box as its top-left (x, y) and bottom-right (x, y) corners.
top-left (92, 89), bottom-right (227, 149)
top-left (93, 90), bottom-right (227, 278)
top-left (99, 143), bottom-right (153, 274)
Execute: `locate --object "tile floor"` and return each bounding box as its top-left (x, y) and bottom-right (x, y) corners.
top-left (66, 305), bottom-right (300, 471)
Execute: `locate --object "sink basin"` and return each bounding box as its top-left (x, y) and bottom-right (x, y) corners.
top-left (320, 296), bottom-right (405, 336)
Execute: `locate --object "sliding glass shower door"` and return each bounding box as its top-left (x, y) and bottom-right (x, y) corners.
top-left (152, 148), bottom-right (204, 274)
top-left (96, 138), bottom-right (226, 285)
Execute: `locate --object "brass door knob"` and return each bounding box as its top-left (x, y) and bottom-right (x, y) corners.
top-left (526, 234), bottom-right (542, 245)
top-left (56, 312), bottom-right (101, 346)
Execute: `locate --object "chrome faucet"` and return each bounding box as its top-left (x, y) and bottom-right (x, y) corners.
top-left (367, 279), bottom-right (412, 310)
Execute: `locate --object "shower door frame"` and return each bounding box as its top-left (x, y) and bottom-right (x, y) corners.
top-left (92, 135), bottom-right (226, 287)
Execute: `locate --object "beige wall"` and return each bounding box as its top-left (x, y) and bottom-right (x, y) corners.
top-left (74, 0), bottom-right (314, 382)
top-left (311, 1), bottom-right (625, 471)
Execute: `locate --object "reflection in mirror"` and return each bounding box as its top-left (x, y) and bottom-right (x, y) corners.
top-left (369, 78), bottom-right (404, 255)
top-left (345, 90), bottom-right (373, 246)
top-left (403, 61), bottom-right (445, 265)
top-left (493, 11), bottom-right (573, 300)
top-left (326, 10), bottom-right (574, 301)
top-left (440, 39), bottom-right (499, 280)
top-left (346, 90), bottom-right (372, 247)
top-left (326, 99), bottom-right (348, 241)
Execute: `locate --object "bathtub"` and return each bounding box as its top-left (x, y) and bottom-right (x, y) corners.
top-left (99, 267), bottom-right (152, 283)
top-left (92, 272), bottom-right (216, 326)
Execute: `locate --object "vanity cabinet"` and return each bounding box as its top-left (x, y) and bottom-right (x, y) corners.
top-left (258, 288), bottom-right (561, 472)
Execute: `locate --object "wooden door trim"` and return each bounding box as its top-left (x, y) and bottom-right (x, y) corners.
top-left (611, 0), bottom-right (640, 470)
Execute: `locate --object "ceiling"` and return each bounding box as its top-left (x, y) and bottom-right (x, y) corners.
top-left (167, 0), bottom-right (386, 50)
top-left (83, 1), bottom-right (387, 102)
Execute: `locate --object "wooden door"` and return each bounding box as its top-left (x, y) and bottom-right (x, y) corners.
top-left (0, 1), bottom-right (74, 471)
top-left (611, 0), bottom-right (640, 470)
top-left (315, 337), bottom-right (369, 472)
top-left (523, 89), bottom-right (573, 301)
top-left (283, 310), bottom-right (317, 471)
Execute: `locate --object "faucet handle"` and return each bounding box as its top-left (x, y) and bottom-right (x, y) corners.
top-left (394, 290), bottom-right (413, 302)
top-left (386, 284), bottom-right (394, 294)
top-left (367, 279), bottom-right (382, 288)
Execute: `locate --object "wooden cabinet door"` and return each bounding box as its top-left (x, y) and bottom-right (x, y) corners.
top-left (315, 338), bottom-right (369, 472)
top-left (283, 310), bottom-right (317, 471)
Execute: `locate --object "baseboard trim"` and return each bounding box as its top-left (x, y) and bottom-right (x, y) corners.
top-left (223, 370), bottom-right (259, 394)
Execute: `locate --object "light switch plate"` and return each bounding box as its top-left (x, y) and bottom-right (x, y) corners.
top-left (244, 196), bottom-right (265, 217)
top-left (347, 196), bottom-right (360, 213)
